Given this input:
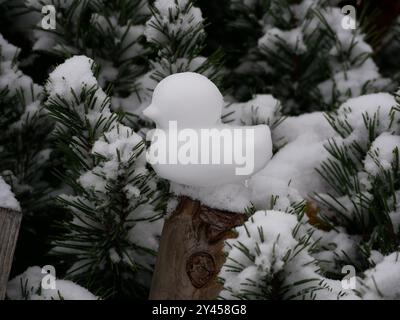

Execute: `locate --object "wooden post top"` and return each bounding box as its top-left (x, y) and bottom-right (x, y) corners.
top-left (0, 207), bottom-right (22, 300)
top-left (149, 196), bottom-right (246, 300)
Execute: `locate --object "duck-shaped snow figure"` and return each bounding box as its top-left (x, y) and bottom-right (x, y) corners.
top-left (143, 72), bottom-right (272, 187)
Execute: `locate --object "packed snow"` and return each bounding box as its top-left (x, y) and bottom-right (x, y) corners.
top-left (0, 33), bottom-right (42, 100)
top-left (144, 72), bottom-right (272, 188)
top-left (360, 252), bottom-right (400, 299)
top-left (143, 72), bottom-right (224, 128)
top-left (171, 182), bottom-right (251, 213)
top-left (7, 266), bottom-right (98, 300)
top-left (0, 176), bottom-right (21, 211)
top-left (46, 55), bottom-right (98, 99)
top-left (274, 111), bottom-right (336, 144)
top-left (364, 133), bottom-right (400, 176)
top-left (224, 94), bottom-right (281, 126)
top-left (249, 133), bottom-right (333, 204)
top-left (46, 55), bottom-right (114, 133)
top-left (333, 93), bottom-right (397, 148)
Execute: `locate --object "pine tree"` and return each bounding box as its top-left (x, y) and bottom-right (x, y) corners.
top-left (44, 55), bottom-right (164, 298)
top-left (2, 0), bottom-right (400, 301)
top-left (0, 32), bottom-right (49, 208)
top-left (312, 91), bottom-right (400, 298)
top-left (126, 0), bottom-right (223, 112)
top-left (224, 0), bottom-right (390, 114)
top-left (26, 0), bottom-right (151, 112)
top-left (0, 29), bottom-right (77, 288)
top-left (11, 0), bottom-right (223, 298)
top-left (24, 0), bottom-right (223, 124)
top-left (0, 29), bottom-right (61, 269)
top-left (219, 209), bottom-right (351, 300)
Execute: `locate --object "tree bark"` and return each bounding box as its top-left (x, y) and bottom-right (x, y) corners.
top-left (149, 196), bottom-right (246, 300)
top-left (0, 207), bottom-right (22, 300)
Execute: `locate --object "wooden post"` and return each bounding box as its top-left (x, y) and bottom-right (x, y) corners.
top-left (150, 196), bottom-right (246, 300)
top-left (0, 207), bottom-right (22, 300)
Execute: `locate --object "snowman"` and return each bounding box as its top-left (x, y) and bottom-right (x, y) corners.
top-left (143, 72), bottom-right (272, 187)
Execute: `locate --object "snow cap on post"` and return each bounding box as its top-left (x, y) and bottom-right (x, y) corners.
top-left (143, 72), bottom-right (273, 187)
top-left (143, 72), bottom-right (223, 128)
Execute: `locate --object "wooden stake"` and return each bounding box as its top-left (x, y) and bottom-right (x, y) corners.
top-left (0, 207), bottom-right (22, 300)
top-left (149, 196), bottom-right (246, 300)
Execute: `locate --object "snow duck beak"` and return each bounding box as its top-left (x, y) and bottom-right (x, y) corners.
top-left (143, 103), bottom-right (159, 121)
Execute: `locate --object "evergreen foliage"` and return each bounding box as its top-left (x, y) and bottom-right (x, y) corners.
top-left (314, 92), bottom-right (400, 271)
top-left (0, 33), bottom-right (49, 214)
top-left (1, 0), bottom-right (400, 300)
top-left (27, 0), bottom-right (151, 100)
top-left (44, 55), bottom-right (164, 298)
top-left (220, 0), bottom-right (390, 114)
top-left (219, 210), bottom-right (345, 300)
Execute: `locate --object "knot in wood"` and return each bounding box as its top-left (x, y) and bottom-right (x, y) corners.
top-left (186, 252), bottom-right (215, 288)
